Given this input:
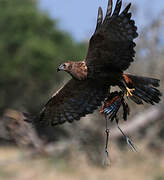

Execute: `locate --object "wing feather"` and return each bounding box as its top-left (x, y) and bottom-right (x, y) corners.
top-left (86, 0), bottom-right (138, 72)
top-left (37, 79), bottom-right (109, 126)
top-left (104, 0), bottom-right (113, 22)
top-left (112, 0), bottom-right (122, 17)
top-left (95, 7), bottom-right (103, 32)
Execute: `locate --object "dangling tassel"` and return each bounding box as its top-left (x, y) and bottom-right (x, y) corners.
top-left (100, 90), bottom-right (137, 165)
top-left (103, 115), bottom-right (110, 166)
top-left (116, 119), bottom-right (137, 152)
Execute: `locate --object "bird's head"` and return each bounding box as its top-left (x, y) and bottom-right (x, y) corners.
top-left (57, 61), bottom-right (87, 80)
top-left (57, 62), bottom-right (72, 72)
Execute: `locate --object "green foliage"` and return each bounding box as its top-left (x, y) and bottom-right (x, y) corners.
top-left (0, 0), bottom-right (87, 113)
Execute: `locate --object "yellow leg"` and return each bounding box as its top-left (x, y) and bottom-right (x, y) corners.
top-left (126, 87), bottom-right (135, 97)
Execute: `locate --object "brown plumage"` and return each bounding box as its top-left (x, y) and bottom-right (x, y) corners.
top-left (58, 61), bottom-right (88, 80)
top-left (27, 0), bottom-right (161, 126)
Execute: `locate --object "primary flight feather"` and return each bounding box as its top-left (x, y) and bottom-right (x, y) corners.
top-left (31, 0), bottom-right (161, 126)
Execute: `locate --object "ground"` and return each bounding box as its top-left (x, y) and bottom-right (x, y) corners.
top-left (0, 142), bottom-right (163, 180)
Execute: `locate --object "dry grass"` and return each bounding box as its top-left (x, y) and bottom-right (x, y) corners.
top-left (0, 142), bottom-right (163, 180)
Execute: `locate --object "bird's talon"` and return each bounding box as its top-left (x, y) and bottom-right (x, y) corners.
top-left (126, 87), bottom-right (135, 97)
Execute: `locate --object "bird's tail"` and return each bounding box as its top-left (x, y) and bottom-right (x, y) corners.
top-left (122, 74), bottom-right (162, 105)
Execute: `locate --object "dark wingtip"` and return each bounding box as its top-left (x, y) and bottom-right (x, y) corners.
top-left (125, 3), bottom-right (131, 11)
top-left (121, 3), bottom-right (131, 16)
top-left (104, 0), bottom-right (113, 22)
top-left (95, 7), bottom-right (103, 31)
top-left (98, 6), bottom-right (103, 13)
top-left (112, 0), bottom-right (122, 16)
top-left (98, 6), bottom-right (103, 22)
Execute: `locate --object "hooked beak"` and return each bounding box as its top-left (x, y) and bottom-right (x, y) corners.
top-left (57, 64), bottom-right (65, 72)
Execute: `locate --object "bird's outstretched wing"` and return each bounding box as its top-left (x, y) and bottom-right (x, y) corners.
top-left (86, 0), bottom-right (138, 71)
top-left (37, 79), bottom-right (109, 126)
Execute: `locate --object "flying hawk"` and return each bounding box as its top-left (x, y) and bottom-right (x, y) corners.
top-left (30, 0), bottom-right (161, 126)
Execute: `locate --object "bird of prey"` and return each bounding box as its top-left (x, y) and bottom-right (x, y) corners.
top-left (31, 0), bottom-right (161, 126)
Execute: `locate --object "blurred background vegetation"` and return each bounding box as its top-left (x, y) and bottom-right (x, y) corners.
top-left (0, 0), bottom-right (164, 179)
top-left (0, 0), bottom-right (87, 114)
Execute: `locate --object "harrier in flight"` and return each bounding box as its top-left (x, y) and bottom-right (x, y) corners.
top-left (29, 0), bottom-right (161, 126)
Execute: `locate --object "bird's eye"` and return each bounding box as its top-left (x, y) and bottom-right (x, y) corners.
top-left (63, 64), bottom-right (66, 67)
